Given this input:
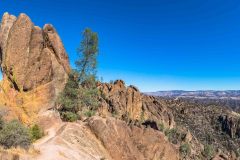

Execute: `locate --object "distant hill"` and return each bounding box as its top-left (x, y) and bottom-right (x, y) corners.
top-left (145, 90), bottom-right (240, 99)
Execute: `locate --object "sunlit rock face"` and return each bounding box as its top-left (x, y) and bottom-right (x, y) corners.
top-left (98, 80), bottom-right (175, 129)
top-left (0, 13), bottom-right (70, 123)
top-left (0, 12), bottom-right (70, 92)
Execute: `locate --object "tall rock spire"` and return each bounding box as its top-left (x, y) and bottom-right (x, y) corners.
top-left (0, 12), bottom-right (70, 92)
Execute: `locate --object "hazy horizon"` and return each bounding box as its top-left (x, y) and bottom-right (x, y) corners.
top-left (147, 89), bottom-right (240, 92)
top-left (1, 0), bottom-right (240, 92)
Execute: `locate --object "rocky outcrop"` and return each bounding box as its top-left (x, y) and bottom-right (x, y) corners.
top-left (218, 115), bottom-right (240, 139)
top-left (0, 13), bottom-right (70, 123)
top-left (98, 80), bottom-right (175, 129)
top-left (98, 80), bottom-right (142, 120)
top-left (32, 113), bottom-right (178, 160)
top-left (88, 116), bottom-right (179, 160)
top-left (0, 12), bottom-right (70, 92)
top-left (0, 13), bottom-right (17, 65)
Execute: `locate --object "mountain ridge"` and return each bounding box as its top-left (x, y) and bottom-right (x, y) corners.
top-left (145, 90), bottom-right (240, 99)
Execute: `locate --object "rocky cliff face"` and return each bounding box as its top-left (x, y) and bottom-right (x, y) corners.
top-left (0, 12), bottom-right (70, 92)
top-left (87, 116), bottom-right (178, 160)
top-left (0, 13), bottom-right (70, 122)
top-left (98, 80), bottom-right (175, 129)
top-left (218, 115), bottom-right (240, 139)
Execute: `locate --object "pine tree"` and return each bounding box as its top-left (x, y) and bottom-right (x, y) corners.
top-left (57, 70), bottom-right (80, 121)
top-left (75, 28), bottom-right (99, 110)
top-left (76, 28), bottom-right (99, 84)
top-left (57, 28), bottom-right (99, 121)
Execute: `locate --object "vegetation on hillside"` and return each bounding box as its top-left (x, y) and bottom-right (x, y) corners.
top-left (164, 97), bottom-right (240, 159)
top-left (0, 116), bottom-right (43, 149)
top-left (29, 124), bottom-right (44, 142)
top-left (0, 120), bottom-right (31, 149)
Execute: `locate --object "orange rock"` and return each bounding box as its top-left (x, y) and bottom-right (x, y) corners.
top-left (0, 13), bottom-right (70, 123)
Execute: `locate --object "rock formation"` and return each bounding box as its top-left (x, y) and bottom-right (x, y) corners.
top-left (0, 12), bottom-right (70, 123)
top-left (218, 115), bottom-right (240, 138)
top-left (33, 111), bottom-right (179, 160)
top-left (87, 116), bottom-right (179, 160)
top-left (98, 80), bottom-right (175, 128)
top-left (0, 12), bottom-right (70, 92)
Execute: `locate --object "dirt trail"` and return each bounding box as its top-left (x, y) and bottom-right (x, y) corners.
top-left (32, 120), bottom-right (111, 160)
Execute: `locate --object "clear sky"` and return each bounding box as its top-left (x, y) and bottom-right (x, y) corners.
top-left (1, 0), bottom-right (240, 92)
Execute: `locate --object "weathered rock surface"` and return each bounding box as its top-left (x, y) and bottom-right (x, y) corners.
top-left (0, 12), bottom-right (70, 92)
top-left (32, 111), bottom-right (112, 160)
top-left (30, 113), bottom-right (178, 160)
top-left (98, 80), bottom-right (175, 128)
top-left (3, 13), bottom-right (34, 90)
top-left (0, 13), bottom-right (70, 122)
top-left (88, 116), bottom-right (179, 160)
top-left (0, 13), bottom-right (16, 65)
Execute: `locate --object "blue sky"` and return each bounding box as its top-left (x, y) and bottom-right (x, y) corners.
top-left (1, 0), bottom-right (240, 91)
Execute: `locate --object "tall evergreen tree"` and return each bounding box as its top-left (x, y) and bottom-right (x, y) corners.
top-left (57, 28), bottom-right (99, 121)
top-left (75, 28), bottom-right (99, 110)
top-left (76, 28), bottom-right (99, 84)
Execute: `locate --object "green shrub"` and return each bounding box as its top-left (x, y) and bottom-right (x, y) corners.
top-left (180, 143), bottom-right (191, 157)
top-left (61, 111), bottom-right (79, 122)
top-left (158, 123), bottom-right (165, 132)
top-left (0, 116), bottom-right (4, 130)
top-left (202, 144), bottom-right (215, 159)
top-left (0, 120), bottom-right (31, 149)
top-left (140, 111), bottom-right (145, 123)
top-left (84, 110), bottom-right (96, 117)
top-left (78, 85), bottom-right (99, 110)
top-left (235, 148), bottom-right (240, 157)
top-left (205, 133), bottom-right (214, 144)
top-left (112, 110), bottom-right (118, 117)
top-left (57, 71), bottom-right (80, 113)
top-left (30, 124), bottom-right (44, 142)
top-left (165, 128), bottom-right (179, 144)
